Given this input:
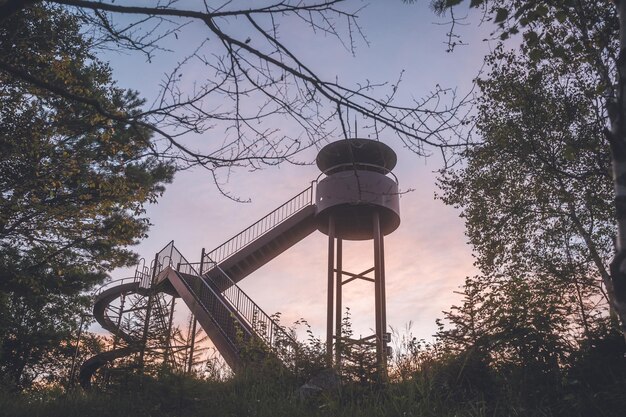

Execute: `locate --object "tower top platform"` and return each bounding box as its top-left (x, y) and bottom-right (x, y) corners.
top-left (316, 139), bottom-right (397, 173)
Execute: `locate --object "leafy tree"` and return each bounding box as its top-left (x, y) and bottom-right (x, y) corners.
top-left (439, 48), bottom-right (614, 332)
top-left (438, 275), bottom-right (571, 388)
top-left (0, 295), bottom-right (105, 390)
top-left (1, 5), bottom-right (174, 274)
top-left (435, 277), bottom-right (489, 356)
top-left (0, 4), bottom-right (173, 389)
top-left (430, 0), bottom-right (626, 344)
top-left (436, 21), bottom-right (624, 396)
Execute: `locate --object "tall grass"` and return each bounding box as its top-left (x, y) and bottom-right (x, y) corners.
top-left (3, 363), bottom-right (626, 417)
top-left (3, 321), bottom-right (626, 417)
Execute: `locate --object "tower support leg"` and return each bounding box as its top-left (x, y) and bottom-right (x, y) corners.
top-left (373, 212), bottom-right (388, 382)
top-left (334, 238), bottom-right (343, 368)
top-left (326, 216), bottom-right (335, 367)
top-left (324, 211), bottom-right (389, 380)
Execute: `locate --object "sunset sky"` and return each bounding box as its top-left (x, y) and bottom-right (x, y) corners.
top-left (98, 1), bottom-right (495, 347)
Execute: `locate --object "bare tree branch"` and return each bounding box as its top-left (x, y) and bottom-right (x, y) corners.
top-left (3, 0), bottom-right (476, 175)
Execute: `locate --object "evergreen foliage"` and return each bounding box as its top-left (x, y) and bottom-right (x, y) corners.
top-left (0, 4), bottom-right (173, 389)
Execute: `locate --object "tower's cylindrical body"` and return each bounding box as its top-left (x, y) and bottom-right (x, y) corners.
top-left (315, 139), bottom-right (400, 239)
top-left (315, 138), bottom-right (400, 382)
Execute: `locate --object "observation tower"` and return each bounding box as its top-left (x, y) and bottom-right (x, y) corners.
top-left (79, 138), bottom-right (401, 387)
top-left (315, 139), bottom-right (400, 377)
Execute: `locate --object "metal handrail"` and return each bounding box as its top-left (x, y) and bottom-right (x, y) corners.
top-left (203, 185), bottom-right (315, 267)
top-left (92, 276), bottom-right (140, 298)
top-left (174, 267), bottom-right (250, 353)
top-left (89, 238), bottom-right (297, 372)
top-left (199, 259), bottom-right (296, 363)
top-left (154, 240), bottom-right (200, 275)
top-left (153, 243), bottom-right (249, 354)
top-left (318, 162), bottom-right (399, 185)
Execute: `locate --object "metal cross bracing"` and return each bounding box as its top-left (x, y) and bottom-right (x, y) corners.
top-left (324, 212), bottom-right (391, 382)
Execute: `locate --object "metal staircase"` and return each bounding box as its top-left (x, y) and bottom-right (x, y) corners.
top-left (81, 185), bottom-right (317, 386)
top-left (161, 262), bottom-right (296, 371)
top-left (78, 279), bottom-right (142, 388)
top-left (203, 185), bottom-right (317, 284)
top-left (78, 266), bottom-right (156, 389)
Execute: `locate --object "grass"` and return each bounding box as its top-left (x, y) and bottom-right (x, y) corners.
top-left (3, 367), bottom-right (626, 417)
top-left (3, 327), bottom-right (626, 417)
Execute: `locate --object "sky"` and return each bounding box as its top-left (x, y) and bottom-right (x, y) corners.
top-left (95, 1), bottom-right (496, 352)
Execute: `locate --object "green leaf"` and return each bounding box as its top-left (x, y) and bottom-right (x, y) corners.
top-left (572, 43), bottom-right (584, 54)
top-left (494, 8), bottom-right (509, 24)
top-left (470, 0), bottom-right (484, 7)
top-left (528, 48), bottom-right (542, 61)
top-left (536, 4), bottom-right (549, 17)
top-left (524, 31), bottom-right (539, 47)
top-left (563, 146), bottom-right (575, 161)
top-left (555, 10), bottom-right (567, 23)
top-left (553, 46), bottom-right (567, 59)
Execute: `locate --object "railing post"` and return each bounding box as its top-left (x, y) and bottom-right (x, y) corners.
top-left (139, 252), bottom-right (159, 370)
